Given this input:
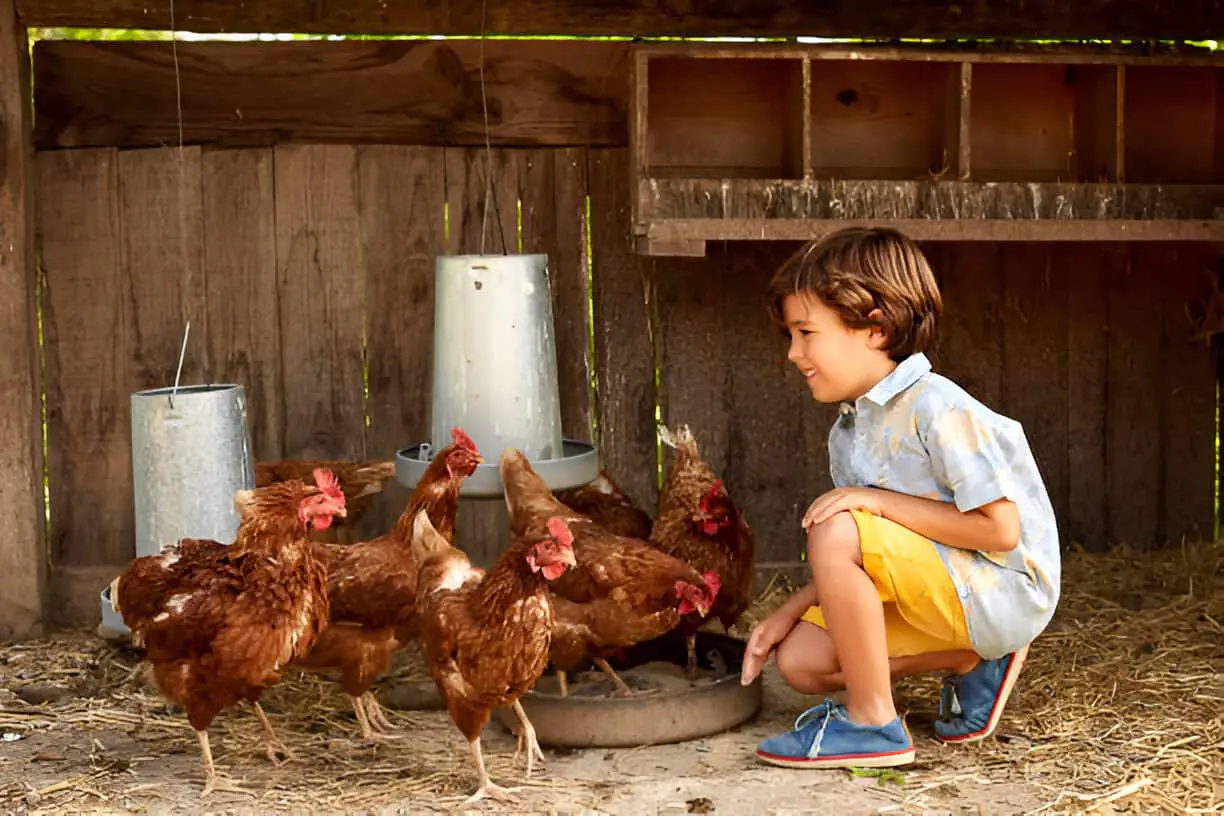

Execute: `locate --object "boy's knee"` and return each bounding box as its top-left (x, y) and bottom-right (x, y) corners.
top-left (806, 510), bottom-right (862, 566)
top-left (775, 626), bottom-right (838, 692)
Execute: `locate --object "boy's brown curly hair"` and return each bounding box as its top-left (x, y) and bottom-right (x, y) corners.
top-left (766, 227), bottom-right (942, 361)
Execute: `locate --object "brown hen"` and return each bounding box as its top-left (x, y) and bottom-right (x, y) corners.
top-left (500, 448), bottom-right (716, 696)
top-left (652, 423), bottom-right (757, 675)
top-left (110, 469), bottom-right (346, 796)
top-left (416, 511), bottom-right (576, 804)
top-left (254, 457), bottom-right (396, 543)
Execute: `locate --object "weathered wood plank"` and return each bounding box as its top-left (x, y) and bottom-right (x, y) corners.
top-left (937, 244), bottom-right (1004, 411)
top-left (1065, 245), bottom-right (1110, 551)
top-left (1155, 244), bottom-right (1217, 544)
top-left (520, 147), bottom-right (594, 440)
top-left (37, 149), bottom-right (131, 568)
top-left (1105, 245), bottom-right (1163, 548)
top-left (1001, 244), bottom-right (1071, 539)
top-left (273, 144), bottom-right (366, 461)
top-left (118, 147), bottom-right (208, 390)
top-left (358, 145), bottom-right (446, 535)
top-left (0, 0), bottom-right (44, 638)
top-left (17, 0), bottom-right (1224, 40)
top-left (588, 148), bottom-right (659, 514)
top-left (656, 247), bottom-right (730, 494)
top-left (33, 40), bottom-right (629, 150)
top-left (201, 148), bottom-right (283, 462)
top-left (639, 179), bottom-right (1224, 222)
top-left (446, 147), bottom-right (522, 567)
top-left (723, 243), bottom-right (805, 566)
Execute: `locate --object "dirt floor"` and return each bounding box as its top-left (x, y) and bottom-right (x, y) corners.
top-left (1, 544), bottom-right (1220, 815)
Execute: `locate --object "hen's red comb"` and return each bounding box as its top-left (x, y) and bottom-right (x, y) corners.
top-left (451, 427), bottom-right (478, 453)
top-left (312, 467), bottom-right (344, 501)
top-left (546, 516), bottom-right (573, 547)
top-left (706, 479), bottom-right (724, 496)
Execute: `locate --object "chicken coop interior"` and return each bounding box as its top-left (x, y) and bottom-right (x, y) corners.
top-left (0, 1), bottom-right (1221, 814)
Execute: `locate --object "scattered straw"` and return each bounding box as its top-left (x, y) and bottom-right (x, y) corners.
top-left (0, 543), bottom-right (1220, 814)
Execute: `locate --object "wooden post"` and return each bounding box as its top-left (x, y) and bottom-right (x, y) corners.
top-left (0, 0), bottom-right (46, 639)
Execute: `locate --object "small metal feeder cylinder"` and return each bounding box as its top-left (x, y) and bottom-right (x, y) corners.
top-left (99, 384), bottom-right (255, 639)
top-left (397, 254), bottom-right (598, 497)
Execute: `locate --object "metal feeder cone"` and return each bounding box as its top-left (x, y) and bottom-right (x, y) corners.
top-left (99, 384), bottom-right (255, 641)
top-left (396, 253), bottom-right (598, 497)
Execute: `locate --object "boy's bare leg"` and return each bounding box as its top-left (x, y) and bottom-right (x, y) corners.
top-left (807, 512), bottom-right (895, 726)
top-left (775, 621), bottom-right (980, 693)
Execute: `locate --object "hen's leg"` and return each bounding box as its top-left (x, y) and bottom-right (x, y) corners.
top-left (362, 692), bottom-right (398, 733)
top-left (350, 693), bottom-right (401, 742)
top-left (686, 633), bottom-right (698, 679)
top-left (593, 657), bottom-right (634, 696)
top-left (464, 737), bottom-right (519, 804)
top-left (557, 670), bottom-right (569, 697)
top-left (196, 730), bottom-right (253, 798)
top-left (509, 699), bottom-right (545, 778)
top-left (251, 702), bottom-right (296, 763)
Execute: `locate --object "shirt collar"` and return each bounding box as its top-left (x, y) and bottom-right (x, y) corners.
top-left (841, 352), bottom-right (932, 413)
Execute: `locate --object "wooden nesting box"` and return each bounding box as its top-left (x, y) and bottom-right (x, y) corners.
top-left (629, 43), bottom-right (1224, 256)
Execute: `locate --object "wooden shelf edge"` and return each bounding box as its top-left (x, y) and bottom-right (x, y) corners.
top-left (637, 218), bottom-right (1224, 256)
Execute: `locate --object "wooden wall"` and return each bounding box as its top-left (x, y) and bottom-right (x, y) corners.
top-left (33, 143), bottom-right (1220, 626)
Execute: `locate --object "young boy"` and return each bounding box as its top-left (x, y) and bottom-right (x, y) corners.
top-left (740, 227), bottom-right (1060, 768)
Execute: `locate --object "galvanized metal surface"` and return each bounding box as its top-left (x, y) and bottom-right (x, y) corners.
top-left (492, 632), bottom-right (763, 747)
top-left (430, 254), bottom-right (565, 460)
top-left (396, 438), bottom-right (600, 498)
top-left (130, 384), bottom-right (254, 558)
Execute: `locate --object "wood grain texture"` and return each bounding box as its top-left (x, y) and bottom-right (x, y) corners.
top-left (1065, 245), bottom-right (1110, 550)
top-left (273, 144), bottom-right (367, 461)
top-left (33, 40), bottom-right (630, 150)
top-left (588, 148), bottom-right (659, 514)
top-left (37, 149), bottom-right (132, 567)
top-left (17, 0), bottom-right (1224, 39)
top-left (1154, 244), bottom-right (1217, 544)
top-left (1105, 245), bottom-right (1163, 547)
top-left (201, 148), bottom-right (284, 462)
top-left (358, 145), bottom-right (446, 535)
top-left (0, 0), bottom-right (44, 638)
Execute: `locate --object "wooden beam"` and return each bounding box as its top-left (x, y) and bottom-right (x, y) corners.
top-left (0, 0), bottom-right (46, 639)
top-left (639, 178), bottom-right (1224, 221)
top-left (641, 219), bottom-right (1224, 255)
top-left (33, 40), bottom-right (629, 150)
top-left (15, 0), bottom-right (1224, 40)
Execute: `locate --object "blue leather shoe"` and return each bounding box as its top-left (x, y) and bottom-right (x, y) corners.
top-left (756, 699), bottom-right (914, 768)
top-left (935, 645), bottom-right (1029, 743)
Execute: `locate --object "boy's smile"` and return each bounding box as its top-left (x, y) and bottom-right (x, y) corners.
top-left (781, 293), bottom-right (898, 405)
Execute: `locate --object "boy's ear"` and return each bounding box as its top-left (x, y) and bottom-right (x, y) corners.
top-left (865, 307), bottom-right (889, 347)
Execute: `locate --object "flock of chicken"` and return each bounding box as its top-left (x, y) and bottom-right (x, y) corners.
top-left (109, 424), bottom-right (757, 803)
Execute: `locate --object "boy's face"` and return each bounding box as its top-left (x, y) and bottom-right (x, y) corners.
top-left (781, 293), bottom-right (894, 404)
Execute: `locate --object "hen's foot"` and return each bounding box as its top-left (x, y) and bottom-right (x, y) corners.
top-left (251, 702), bottom-right (297, 764)
top-left (200, 773), bottom-right (256, 799)
top-left (510, 699), bottom-right (546, 778)
top-left (464, 782), bottom-right (519, 804)
top-left (362, 692), bottom-right (399, 734)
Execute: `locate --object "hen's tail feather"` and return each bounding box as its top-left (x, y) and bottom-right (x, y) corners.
top-left (658, 423), bottom-right (696, 452)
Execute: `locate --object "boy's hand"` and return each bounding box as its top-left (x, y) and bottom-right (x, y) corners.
top-left (740, 609), bottom-right (798, 686)
top-left (802, 487), bottom-right (885, 531)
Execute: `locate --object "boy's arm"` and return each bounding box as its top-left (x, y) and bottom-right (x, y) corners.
top-left (875, 490), bottom-right (1020, 553)
top-left (803, 487), bottom-right (1020, 553)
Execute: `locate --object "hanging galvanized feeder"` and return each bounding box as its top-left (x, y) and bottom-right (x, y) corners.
top-left (98, 383), bottom-right (255, 639)
top-left (396, 253), bottom-right (599, 497)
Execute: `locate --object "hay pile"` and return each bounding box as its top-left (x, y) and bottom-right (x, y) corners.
top-left (0, 542), bottom-right (1220, 814)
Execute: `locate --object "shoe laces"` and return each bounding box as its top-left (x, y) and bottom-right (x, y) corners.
top-left (793, 699), bottom-right (844, 759)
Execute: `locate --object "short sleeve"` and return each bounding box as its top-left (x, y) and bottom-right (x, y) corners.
top-left (920, 404), bottom-right (1019, 513)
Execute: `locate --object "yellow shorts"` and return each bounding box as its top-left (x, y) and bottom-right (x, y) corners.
top-left (800, 509), bottom-right (973, 657)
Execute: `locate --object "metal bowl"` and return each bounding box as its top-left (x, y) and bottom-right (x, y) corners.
top-left (395, 438), bottom-right (600, 498)
top-left (494, 631), bottom-right (763, 748)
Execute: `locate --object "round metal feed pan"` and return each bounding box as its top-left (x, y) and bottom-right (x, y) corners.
top-left (396, 438), bottom-right (599, 498)
top-left (98, 584), bottom-right (131, 642)
top-left (494, 631), bottom-right (763, 748)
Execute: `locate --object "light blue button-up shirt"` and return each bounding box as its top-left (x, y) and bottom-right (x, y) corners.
top-left (828, 352), bottom-right (1061, 659)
